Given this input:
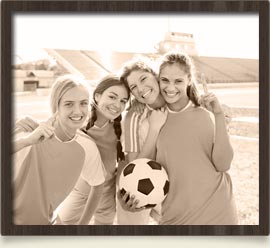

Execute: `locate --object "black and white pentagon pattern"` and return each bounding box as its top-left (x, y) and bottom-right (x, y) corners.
top-left (119, 158), bottom-right (169, 208)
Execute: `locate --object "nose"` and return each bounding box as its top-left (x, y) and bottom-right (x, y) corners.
top-left (73, 103), bottom-right (82, 114)
top-left (113, 100), bottom-right (121, 109)
top-left (137, 83), bottom-right (144, 94)
top-left (166, 83), bottom-right (176, 92)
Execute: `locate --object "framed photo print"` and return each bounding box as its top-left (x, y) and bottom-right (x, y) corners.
top-left (1, 0), bottom-right (269, 235)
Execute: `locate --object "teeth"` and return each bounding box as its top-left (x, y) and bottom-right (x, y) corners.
top-left (166, 92), bottom-right (178, 97)
top-left (70, 116), bottom-right (82, 121)
top-left (142, 89), bottom-right (151, 98)
top-left (108, 108), bottom-right (118, 114)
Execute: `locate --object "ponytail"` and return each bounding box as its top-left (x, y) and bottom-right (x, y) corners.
top-left (83, 103), bottom-right (97, 132)
top-left (113, 115), bottom-right (125, 162)
top-left (187, 84), bottom-right (200, 107)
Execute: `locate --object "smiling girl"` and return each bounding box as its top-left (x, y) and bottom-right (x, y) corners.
top-left (56, 74), bottom-right (130, 225)
top-left (15, 75), bottom-right (130, 225)
top-left (156, 52), bottom-right (238, 225)
top-left (13, 75), bottom-right (105, 225)
top-left (116, 58), bottom-right (168, 224)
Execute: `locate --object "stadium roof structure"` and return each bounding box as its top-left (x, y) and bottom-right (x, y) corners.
top-left (45, 49), bottom-right (159, 84)
top-left (45, 49), bottom-right (259, 85)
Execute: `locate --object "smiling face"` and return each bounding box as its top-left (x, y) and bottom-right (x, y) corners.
top-left (126, 70), bottom-right (160, 105)
top-left (159, 64), bottom-right (190, 111)
top-left (57, 86), bottom-right (89, 133)
top-left (95, 85), bottom-right (129, 121)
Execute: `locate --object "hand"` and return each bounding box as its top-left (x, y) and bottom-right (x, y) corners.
top-left (221, 104), bottom-right (232, 125)
top-left (52, 215), bottom-right (63, 225)
top-left (148, 107), bottom-right (168, 131)
top-left (129, 98), bottom-right (145, 114)
top-left (14, 116), bottom-right (39, 134)
top-left (117, 189), bottom-right (145, 212)
top-left (200, 92), bottom-right (223, 115)
top-left (25, 115), bottom-right (56, 145)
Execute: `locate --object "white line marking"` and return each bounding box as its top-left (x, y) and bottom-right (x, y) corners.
top-left (230, 135), bottom-right (258, 142)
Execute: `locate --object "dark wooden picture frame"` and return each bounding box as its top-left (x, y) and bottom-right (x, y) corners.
top-left (1, 0), bottom-right (269, 236)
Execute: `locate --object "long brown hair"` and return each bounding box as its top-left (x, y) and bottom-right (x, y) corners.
top-left (84, 74), bottom-right (130, 162)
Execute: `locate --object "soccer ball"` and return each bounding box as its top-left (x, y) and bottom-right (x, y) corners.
top-left (119, 158), bottom-right (169, 208)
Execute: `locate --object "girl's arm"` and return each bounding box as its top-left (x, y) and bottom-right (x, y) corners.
top-left (13, 135), bottom-right (33, 153)
top-left (14, 116), bottom-right (39, 133)
top-left (201, 93), bottom-right (233, 172)
top-left (123, 107), bottom-right (168, 164)
top-left (212, 112), bottom-right (234, 171)
top-left (13, 117), bottom-right (55, 153)
top-left (118, 108), bottom-right (168, 212)
top-left (131, 108), bottom-right (168, 161)
top-left (76, 183), bottom-right (104, 225)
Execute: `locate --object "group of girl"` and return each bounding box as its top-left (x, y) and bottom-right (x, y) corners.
top-left (13, 51), bottom-right (238, 225)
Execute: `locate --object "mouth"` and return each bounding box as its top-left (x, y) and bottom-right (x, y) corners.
top-left (141, 89), bottom-right (152, 99)
top-left (107, 107), bottom-right (120, 116)
top-left (69, 116), bottom-right (84, 122)
top-left (164, 91), bottom-right (179, 98)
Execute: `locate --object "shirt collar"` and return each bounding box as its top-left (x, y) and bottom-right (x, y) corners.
top-left (167, 101), bottom-right (192, 114)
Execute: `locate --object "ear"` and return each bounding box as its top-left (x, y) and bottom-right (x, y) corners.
top-left (187, 75), bottom-right (192, 86)
top-left (94, 93), bottom-right (101, 103)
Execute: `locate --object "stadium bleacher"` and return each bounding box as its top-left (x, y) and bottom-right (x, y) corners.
top-left (46, 49), bottom-right (258, 85)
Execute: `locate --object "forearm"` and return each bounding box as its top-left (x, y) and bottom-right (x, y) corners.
top-left (13, 136), bottom-right (32, 153)
top-left (212, 113), bottom-right (234, 171)
top-left (136, 128), bottom-right (159, 160)
top-left (77, 183), bottom-right (104, 225)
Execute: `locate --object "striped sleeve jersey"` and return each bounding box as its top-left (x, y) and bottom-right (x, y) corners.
top-left (122, 107), bottom-right (151, 154)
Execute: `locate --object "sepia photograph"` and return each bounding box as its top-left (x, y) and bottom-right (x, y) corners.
top-left (1, 0), bottom-right (269, 236)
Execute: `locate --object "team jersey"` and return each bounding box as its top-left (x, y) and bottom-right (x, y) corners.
top-left (118, 106), bottom-right (154, 225)
top-left (13, 130), bottom-right (105, 225)
top-left (57, 121), bottom-right (118, 224)
top-left (85, 121), bottom-right (117, 180)
top-left (156, 104), bottom-right (238, 225)
top-left (122, 106), bottom-right (153, 153)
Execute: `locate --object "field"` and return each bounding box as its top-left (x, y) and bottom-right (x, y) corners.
top-left (228, 108), bottom-right (259, 225)
top-left (13, 87), bottom-right (259, 225)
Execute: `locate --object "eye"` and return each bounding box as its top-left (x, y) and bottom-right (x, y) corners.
top-left (109, 95), bottom-right (117, 100)
top-left (64, 102), bottom-right (73, 107)
top-left (121, 99), bottom-right (128, 105)
top-left (81, 101), bottom-right (89, 106)
top-left (160, 77), bottom-right (169, 83)
top-left (130, 85), bottom-right (137, 91)
top-left (141, 76), bottom-right (147, 82)
top-left (175, 79), bottom-right (183, 84)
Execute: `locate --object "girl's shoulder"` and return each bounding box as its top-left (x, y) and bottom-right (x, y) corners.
top-left (76, 129), bottom-right (96, 143)
top-left (193, 106), bottom-right (215, 123)
top-left (193, 105), bottom-right (212, 115)
top-left (124, 108), bottom-right (145, 125)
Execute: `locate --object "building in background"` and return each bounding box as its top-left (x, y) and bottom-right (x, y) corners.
top-left (155, 32), bottom-right (198, 56)
top-left (13, 70), bottom-right (55, 92)
top-left (13, 31), bottom-right (258, 92)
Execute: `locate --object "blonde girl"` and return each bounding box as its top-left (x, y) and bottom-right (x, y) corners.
top-left (13, 75), bottom-right (105, 225)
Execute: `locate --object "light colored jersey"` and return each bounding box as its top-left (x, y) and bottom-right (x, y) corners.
top-left (118, 106), bottom-right (153, 225)
top-left (13, 130), bottom-right (105, 225)
top-left (156, 105), bottom-right (238, 225)
top-left (122, 106), bottom-right (152, 153)
top-left (58, 121), bottom-right (118, 224)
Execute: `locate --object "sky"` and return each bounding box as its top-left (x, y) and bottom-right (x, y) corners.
top-left (13, 14), bottom-right (259, 63)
